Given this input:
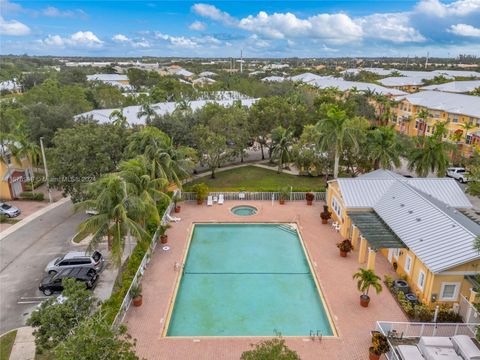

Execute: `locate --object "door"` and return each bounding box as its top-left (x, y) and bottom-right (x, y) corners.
top-left (388, 249), bottom-right (394, 263)
top-left (12, 180), bottom-right (22, 198)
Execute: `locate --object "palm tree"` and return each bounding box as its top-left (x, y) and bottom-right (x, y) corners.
top-left (315, 104), bottom-right (360, 178)
top-left (137, 102), bottom-right (156, 125)
top-left (367, 126), bottom-right (402, 170)
top-left (353, 268), bottom-right (382, 305)
top-left (416, 109), bottom-right (429, 137)
top-left (109, 109), bottom-right (128, 128)
top-left (13, 136), bottom-right (41, 194)
top-left (271, 126), bottom-right (293, 173)
top-left (74, 173), bottom-right (150, 265)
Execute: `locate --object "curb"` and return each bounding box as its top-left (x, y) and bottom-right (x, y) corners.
top-left (0, 197), bottom-right (71, 241)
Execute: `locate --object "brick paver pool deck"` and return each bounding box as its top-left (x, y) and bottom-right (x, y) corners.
top-left (125, 200), bottom-right (407, 360)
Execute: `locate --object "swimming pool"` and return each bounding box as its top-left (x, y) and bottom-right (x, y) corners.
top-left (166, 223), bottom-right (335, 337)
top-left (231, 205), bottom-right (257, 216)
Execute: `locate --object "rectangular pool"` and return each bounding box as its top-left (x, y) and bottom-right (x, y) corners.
top-left (166, 223), bottom-right (335, 337)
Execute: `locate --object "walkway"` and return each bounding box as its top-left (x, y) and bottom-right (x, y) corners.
top-left (8, 327), bottom-right (35, 360)
top-left (125, 200), bottom-right (407, 360)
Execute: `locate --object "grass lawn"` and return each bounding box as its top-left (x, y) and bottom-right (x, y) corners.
top-left (0, 330), bottom-right (17, 360)
top-left (185, 165), bottom-right (326, 192)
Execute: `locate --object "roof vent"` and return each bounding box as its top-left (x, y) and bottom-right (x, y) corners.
top-left (416, 218), bottom-right (422, 222)
top-left (419, 238), bottom-right (424, 242)
top-left (408, 210), bottom-right (414, 214)
top-left (400, 203), bottom-right (405, 207)
top-left (452, 224), bottom-right (456, 228)
top-left (392, 196), bottom-right (396, 199)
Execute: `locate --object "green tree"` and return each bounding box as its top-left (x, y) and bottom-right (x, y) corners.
top-left (315, 104), bottom-right (361, 178)
top-left (353, 268), bottom-right (382, 298)
top-left (12, 136), bottom-right (41, 193)
top-left (54, 314), bottom-right (138, 360)
top-left (241, 338), bottom-right (301, 360)
top-left (137, 101), bottom-right (156, 125)
top-left (109, 109), bottom-right (128, 128)
top-left (26, 279), bottom-right (95, 353)
top-left (193, 124), bottom-right (230, 178)
top-left (271, 126), bottom-right (293, 173)
top-left (366, 126), bottom-right (402, 170)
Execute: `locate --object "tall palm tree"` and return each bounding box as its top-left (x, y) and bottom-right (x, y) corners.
top-left (13, 136), bottom-right (41, 194)
top-left (109, 109), bottom-right (128, 128)
top-left (74, 173), bottom-right (150, 265)
top-left (416, 109), bottom-right (429, 136)
top-left (137, 102), bottom-right (156, 125)
top-left (315, 104), bottom-right (360, 178)
top-left (367, 126), bottom-right (402, 170)
top-left (271, 127), bottom-right (293, 173)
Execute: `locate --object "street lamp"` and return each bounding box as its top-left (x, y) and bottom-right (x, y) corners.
top-left (39, 137), bottom-right (52, 203)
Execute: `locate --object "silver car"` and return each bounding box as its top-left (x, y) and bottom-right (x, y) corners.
top-left (45, 251), bottom-right (105, 274)
top-left (0, 202), bottom-right (21, 218)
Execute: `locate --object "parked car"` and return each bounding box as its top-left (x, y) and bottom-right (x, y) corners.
top-left (45, 251), bottom-right (105, 274)
top-left (39, 267), bottom-right (98, 296)
top-left (446, 167), bottom-right (469, 183)
top-left (0, 202), bottom-right (21, 218)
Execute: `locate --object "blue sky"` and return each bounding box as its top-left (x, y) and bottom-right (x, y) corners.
top-left (1, 0), bottom-right (479, 57)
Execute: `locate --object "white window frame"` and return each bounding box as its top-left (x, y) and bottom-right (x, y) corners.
top-left (440, 282), bottom-right (461, 301)
top-left (417, 270), bottom-right (426, 291)
top-left (405, 255), bottom-right (412, 274)
top-left (393, 248), bottom-right (400, 260)
top-left (331, 196), bottom-right (343, 221)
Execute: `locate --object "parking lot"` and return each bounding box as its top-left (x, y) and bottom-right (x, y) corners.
top-left (0, 200), bottom-right (117, 334)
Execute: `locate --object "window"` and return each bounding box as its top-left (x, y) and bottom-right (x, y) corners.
top-left (440, 282), bottom-right (460, 301)
top-left (331, 196), bottom-right (343, 221)
top-left (393, 248), bottom-right (400, 260)
top-left (466, 134), bottom-right (473, 145)
top-left (453, 116), bottom-right (459, 123)
top-left (417, 270), bottom-right (426, 291)
top-left (405, 255), bottom-right (412, 274)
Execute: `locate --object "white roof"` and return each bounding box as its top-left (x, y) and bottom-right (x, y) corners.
top-left (433, 70), bottom-right (480, 78)
top-left (342, 68), bottom-right (394, 76)
top-left (337, 169), bottom-right (472, 209)
top-left (174, 69), bottom-right (194, 77)
top-left (199, 71), bottom-right (217, 77)
top-left (75, 97), bottom-right (259, 125)
top-left (0, 79), bottom-right (19, 91)
top-left (87, 74), bottom-right (129, 82)
top-left (378, 77), bottom-right (425, 87)
top-left (192, 77), bottom-right (216, 84)
top-left (308, 78), bottom-right (407, 96)
top-left (421, 80), bottom-right (480, 93)
top-left (398, 91), bottom-right (480, 118)
top-left (341, 68), bottom-right (479, 79)
top-left (261, 76), bottom-right (285, 82)
top-left (289, 72), bottom-right (332, 83)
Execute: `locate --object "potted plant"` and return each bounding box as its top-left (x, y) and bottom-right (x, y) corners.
top-left (160, 224), bottom-right (171, 244)
top-left (337, 239), bottom-right (353, 257)
top-left (173, 192), bottom-right (182, 213)
top-left (369, 332), bottom-right (389, 360)
top-left (192, 183), bottom-right (209, 205)
top-left (131, 284), bottom-right (143, 307)
top-left (278, 187), bottom-right (289, 205)
top-left (353, 268), bottom-right (383, 308)
top-left (320, 205), bottom-right (331, 224)
top-left (306, 192), bottom-right (314, 205)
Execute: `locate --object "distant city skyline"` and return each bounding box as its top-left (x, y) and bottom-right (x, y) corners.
top-left (1, 0), bottom-right (479, 58)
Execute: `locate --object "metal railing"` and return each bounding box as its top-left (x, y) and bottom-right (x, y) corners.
top-left (459, 294), bottom-right (480, 326)
top-left (182, 191), bottom-right (326, 202)
top-left (376, 321), bottom-right (478, 360)
top-left (111, 191), bottom-right (178, 329)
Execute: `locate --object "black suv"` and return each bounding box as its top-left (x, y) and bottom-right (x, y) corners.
top-left (39, 267), bottom-right (99, 296)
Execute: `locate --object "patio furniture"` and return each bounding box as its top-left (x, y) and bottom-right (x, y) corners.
top-left (334, 223), bottom-right (341, 232)
top-left (167, 214), bottom-right (181, 223)
top-left (331, 221), bottom-right (338, 230)
top-left (218, 194), bottom-right (224, 205)
top-left (418, 337), bottom-right (462, 360)
top-left (207, 196), bottom-right (213, 206)
top-left (213, 196), bottom-right (218, 203)
top-left (452, 335), bottom-right (480, 360)
top-left (396, 345), bottom-right (424, 360)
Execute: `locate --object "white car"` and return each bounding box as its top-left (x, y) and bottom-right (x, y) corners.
top-left (446, 167), bottom-right (469, 183)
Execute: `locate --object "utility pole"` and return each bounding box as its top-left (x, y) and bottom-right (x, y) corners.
top-left (425, 52), bottom-right (429, 69)
top-left (39, 137), bottom-right (52, 203)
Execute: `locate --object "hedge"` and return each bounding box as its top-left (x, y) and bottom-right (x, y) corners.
top-left (19, 192), bottom-right (45, 201)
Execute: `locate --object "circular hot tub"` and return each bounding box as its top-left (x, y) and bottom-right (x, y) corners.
top-left (231, 205), bottom-right (258, 216)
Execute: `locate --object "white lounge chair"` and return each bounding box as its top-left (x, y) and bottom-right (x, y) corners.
top-left (218, 194), bottom-right (224, 205)
top-left (207, 196), bottom-right (213, 206)
top-left (167, 214), bottom-right (181, 222)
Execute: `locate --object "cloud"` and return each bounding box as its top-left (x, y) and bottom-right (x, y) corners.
top-left (448, 23), bottom-right (480, 36)
top-left (415, 0), bottom-right (480, 17)
top-left (189, 20), bottom-right (206, 31)
top-left (40, 31), bottom-right (103, 48)
top-left (0, 0), bottom-right (24, 14)
top-left (0, 15), bottom-right (30, 35)
top-left (42, 6), bottom-right (87, 18)
top-left (192, 3), bottom-right (237, 25)
top-left (357, 13), bottom-right (426, 43)
top-left (155, 32), bottom-right (198, 48)
top-left (112, 34), bottom-right (130, 42)
top-left (112, 34), bottom-right (150, 47)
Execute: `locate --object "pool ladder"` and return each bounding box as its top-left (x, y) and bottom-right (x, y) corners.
top-left (277, 224), bottom-right (297, 235)
top-left (310, 330), bottom-right (322, 342)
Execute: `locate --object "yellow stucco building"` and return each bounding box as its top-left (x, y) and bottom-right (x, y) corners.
top-left (392, 91), bottom-right (480, 158)
top-left (327, 169), bottom-right (480, 306)
top-left (0, 146), bottom-right (32, 200)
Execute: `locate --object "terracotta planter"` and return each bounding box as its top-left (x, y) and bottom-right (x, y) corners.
top-left (133, 295), bottom-right (143, 307)
top-left (160, 234), bottom-right (168, 244)
top-left (175, 205), bottom-right (181, 213)
top-left (321, 218), bottom-right (328, 224)
top-left (369, 349), bottom-right (380, 360)
top-left (279, 198), bottom-right (285, 205)
top-left (307, 200), bottom-right (313, 206)
top-left (196, 199), bottom-right (203, 205)
top-left (340, 250), bottom-right (348, 257)
top-left (360, 294), bottom-right (370, 308)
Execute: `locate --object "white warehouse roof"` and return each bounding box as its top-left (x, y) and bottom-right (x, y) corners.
top-left (87, 74), bottom-right (129, 82)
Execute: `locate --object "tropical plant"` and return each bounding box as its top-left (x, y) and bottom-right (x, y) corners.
top-left (12, 136), bottom-right (41, 194)
top-left (473, 234), bottom-right (480, 253)
top-left (337, 239), bottom-right (354, 253)
top-left (109, 108), bottom-right (128, 128)
top-left (353, 268), bottom-right (382, 297)
top-left (366, 126), bottom-right (402, 170)
top-left (370, 333), bottom-right (389, 356)
top-left (137, 101), bottom-right (156, 125)
top-left (241, 338), bottom-right (301, 360)
top-left (278, 186), bottom-right (290, 201)
top-left (271, 126), bottom-right (293, 173)
top-left (192, 183), bottom-right (209, 203)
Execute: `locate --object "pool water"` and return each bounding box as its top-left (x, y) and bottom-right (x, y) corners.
top-left (166, 223), bottom-right (334, 337)
top-left (231, 205), bottom-right (257, 216)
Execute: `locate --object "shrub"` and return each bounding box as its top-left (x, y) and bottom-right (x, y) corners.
top-left (19, 192), bottom-right (44, 201)
top-left (191, 183), bottom-right (209, 202)
top-left (415, 304), bottom-right (433, 322)
top-left (305, 192), bottom-right (314, 201)
top-left (241, 338), bottom-right (301, 360)
top-left (437, 305), bottom-right (462, 323)
top-left (337, 239), bottom-right (354, 253)
top-left (384, 275), bottom-right (394, 290)
top-left (370, 333), bottom-right (389, 356)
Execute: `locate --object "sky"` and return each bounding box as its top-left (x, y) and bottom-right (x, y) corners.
top-left (1, 0), bottom-right (479, 58)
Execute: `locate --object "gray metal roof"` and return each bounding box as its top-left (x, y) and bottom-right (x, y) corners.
top-left (373, 182), bottom-right (479, 273)
top-left (337, 170), bottom-right (472, 209)
top-left (348, 212), bottom-right (405, 250)
top-left (421, 80), bottom-right (480, 94)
